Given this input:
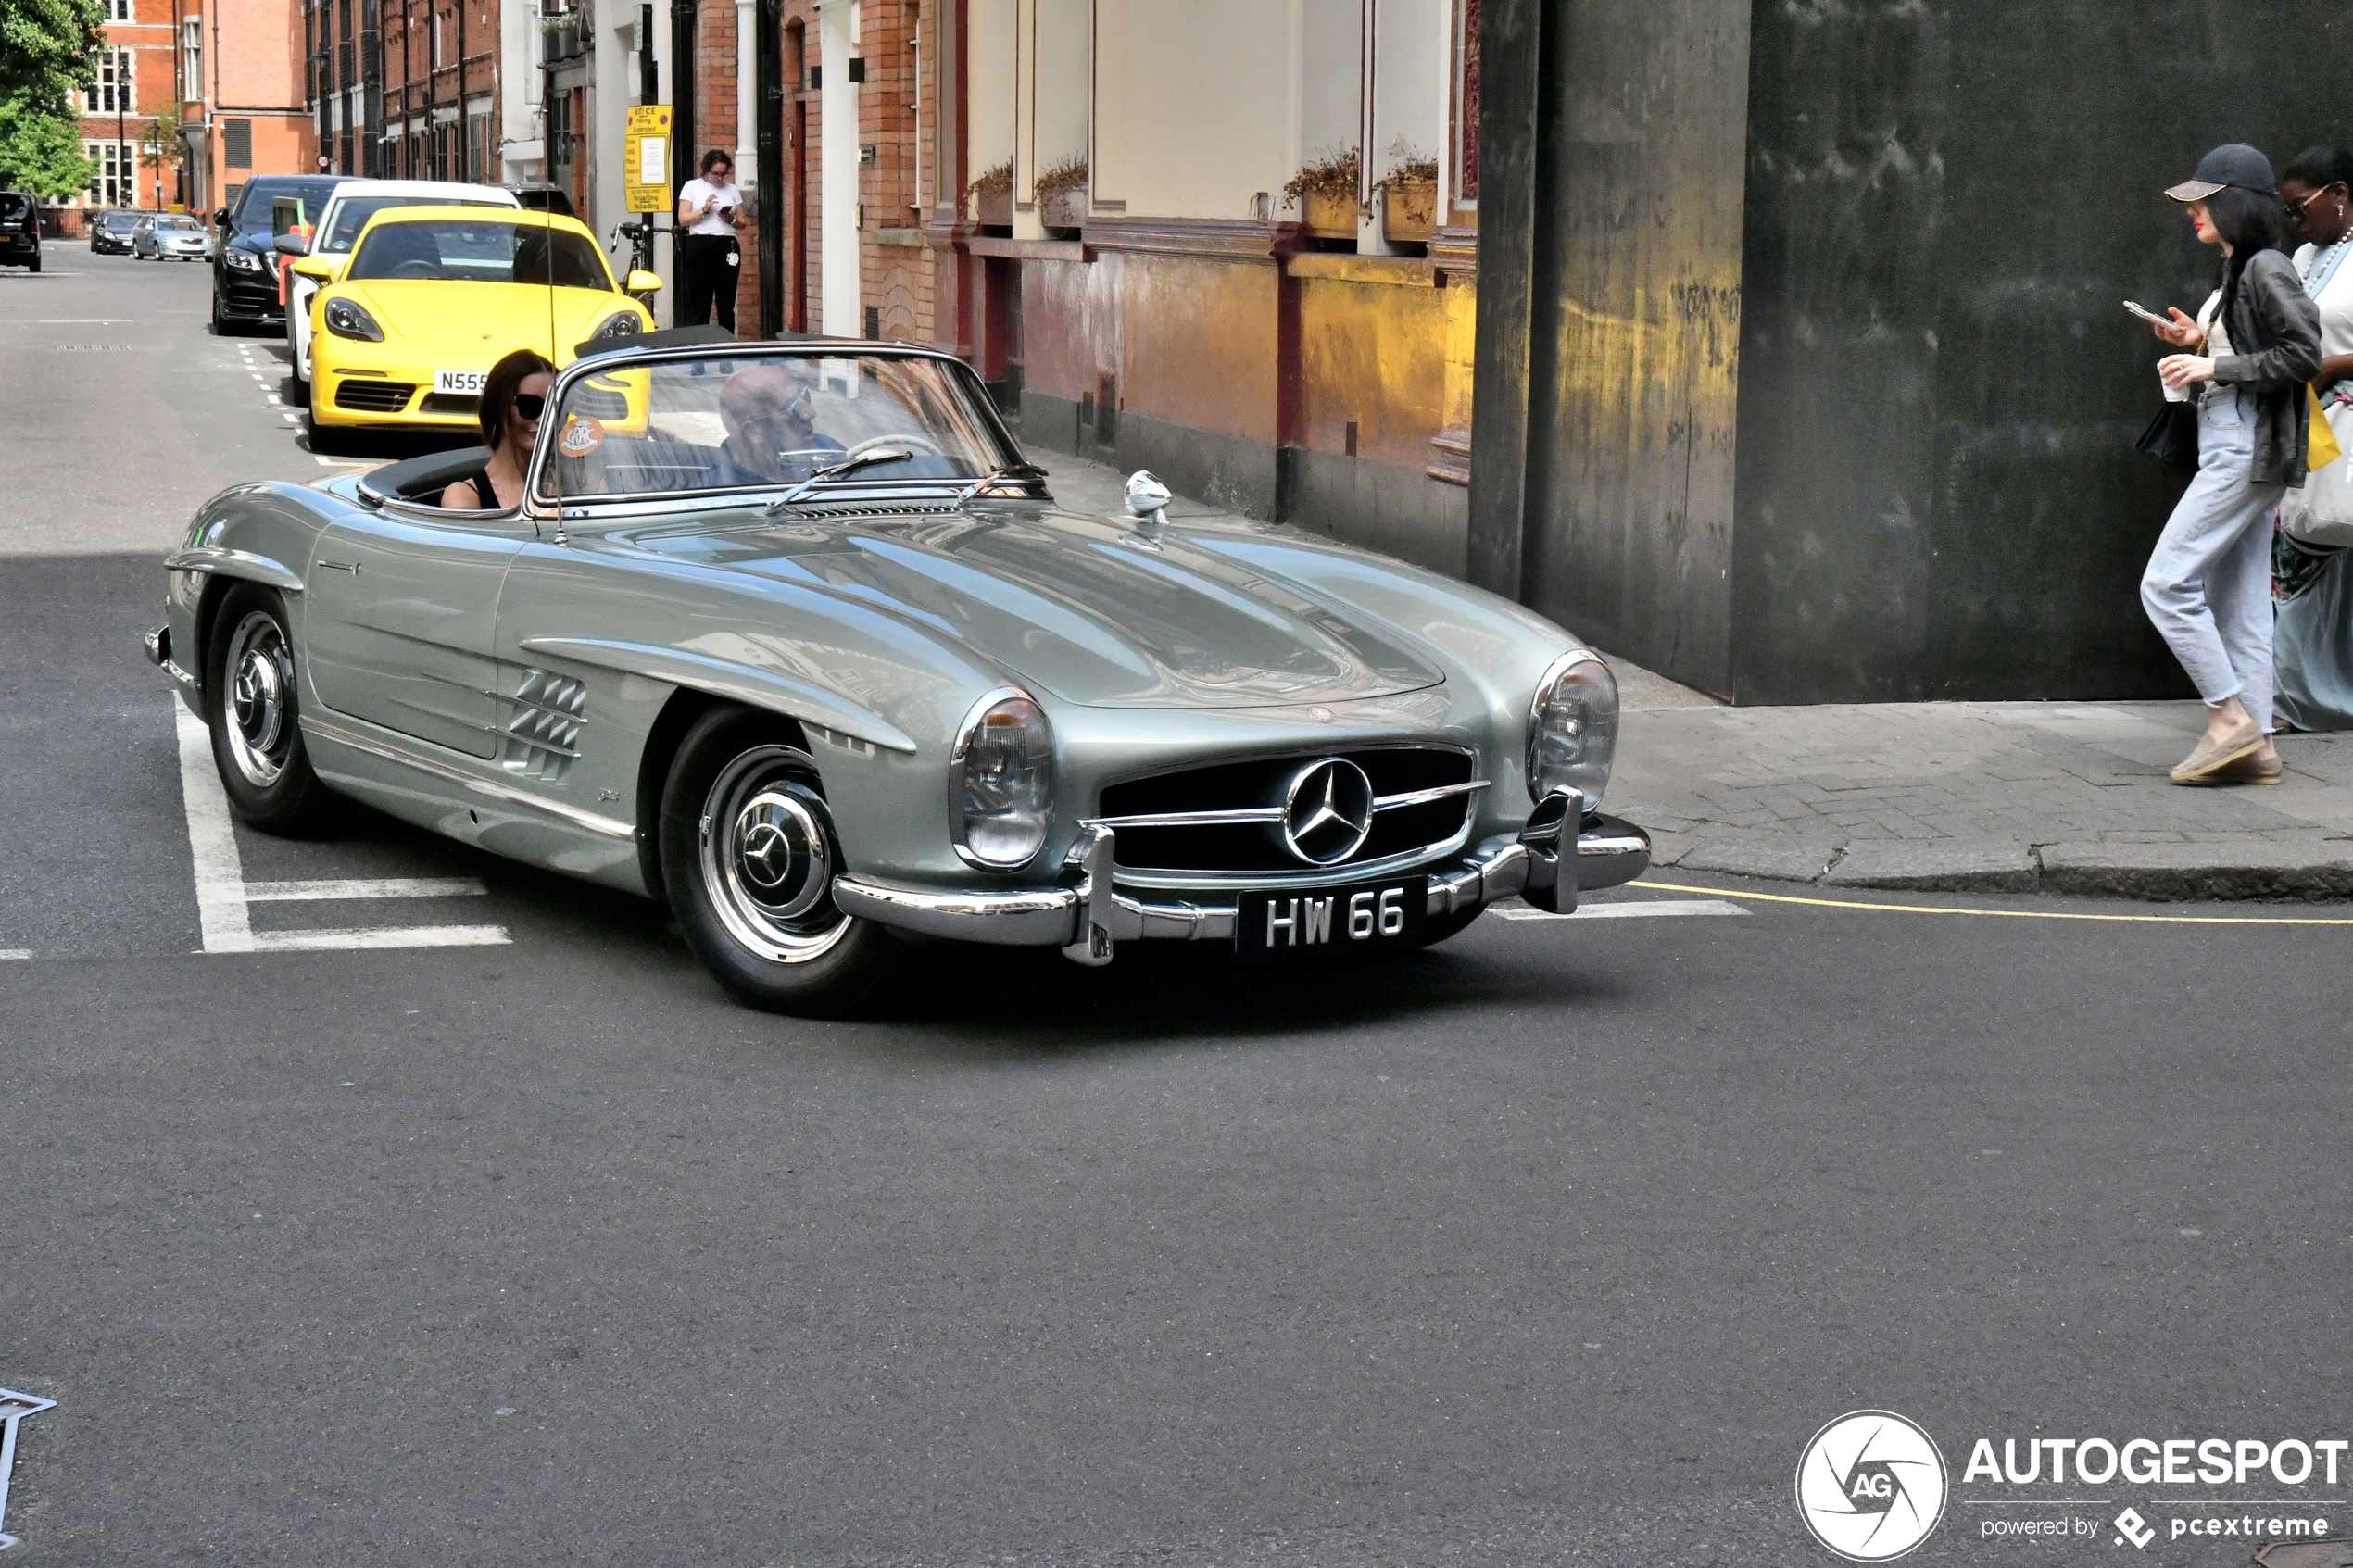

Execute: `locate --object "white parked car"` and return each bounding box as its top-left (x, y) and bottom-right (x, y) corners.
top-left (279, 180), bottom-right (520, 389)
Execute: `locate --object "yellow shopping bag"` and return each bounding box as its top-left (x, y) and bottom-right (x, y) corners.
top-left (2311, 385), bottom-right (2343, 470)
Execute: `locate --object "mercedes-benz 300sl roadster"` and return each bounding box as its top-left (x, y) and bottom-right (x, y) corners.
top-left (147, 336), bottom-right (1649, 1014)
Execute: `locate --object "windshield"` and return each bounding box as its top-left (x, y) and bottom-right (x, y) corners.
top-left (322, 195), bottom-right (507, 254)
top-left (157, 214), bottom-right (200, 231)
top-left (233, 179), bottom-right (342, 230)
top-left (542, 353), bottom-right (1020, 501)
top-left (105, 212), bottom-right (140, 230)
top-left (0, 194), bottom-right (28, 221)
top-left (346, 217), bottom-right (610, 287)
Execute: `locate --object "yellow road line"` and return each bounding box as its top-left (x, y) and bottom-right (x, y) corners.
top-left (1629, 880), bottom-right (2353, 927)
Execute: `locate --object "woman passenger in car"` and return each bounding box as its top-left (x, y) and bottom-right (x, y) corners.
top-left (442, 349), bottom-right (556, 509)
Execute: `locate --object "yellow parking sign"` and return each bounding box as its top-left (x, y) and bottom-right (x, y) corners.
top-left (623, 104), bottom-right (673, 214)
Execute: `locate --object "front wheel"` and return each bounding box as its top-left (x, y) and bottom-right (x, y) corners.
top-left (659, 708), bottom-right (900, 1016)
top-left (205, 583), bottom-right (331, 833)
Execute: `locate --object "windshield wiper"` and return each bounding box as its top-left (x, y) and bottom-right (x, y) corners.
top-left (768, 449), bottom-right (914, 508)
top-left (956, 461), bottom-right (1050, 502)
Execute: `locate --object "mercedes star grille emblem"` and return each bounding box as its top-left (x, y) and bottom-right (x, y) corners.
top-left (1280, 758), bottom-right (1376, 866)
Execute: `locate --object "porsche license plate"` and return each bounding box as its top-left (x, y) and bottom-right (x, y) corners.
top-left (434, 369), bottom-right (489, 395)
top-left (1235, 876), bottom-right (1427, 957)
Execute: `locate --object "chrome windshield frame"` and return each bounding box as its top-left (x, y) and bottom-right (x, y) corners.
top-left (523, 340), bottom-right (1030, 516)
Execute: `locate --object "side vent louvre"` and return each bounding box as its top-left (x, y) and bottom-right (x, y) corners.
top-left (498, 669), bottom-right (587, 780)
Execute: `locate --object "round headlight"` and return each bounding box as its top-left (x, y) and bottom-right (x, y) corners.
top-left (950, 691), bottom-right (1055, 869)
top-left (592, 310), bottom-right (643, 341)
top-left (1526, 651), bottom-right (1619, 811)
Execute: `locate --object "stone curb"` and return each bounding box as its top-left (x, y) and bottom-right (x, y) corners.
top-left (1647, 831), bottom-right (2353, 903)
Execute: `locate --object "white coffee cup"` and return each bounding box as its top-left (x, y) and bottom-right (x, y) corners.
top-left (2161, 366), bottom-right (2189, 404)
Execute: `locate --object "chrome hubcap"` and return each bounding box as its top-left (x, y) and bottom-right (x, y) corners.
top-left (699, 746), bottom-right (852, 964)
top-left (222, 611), bottom-right (295, 787)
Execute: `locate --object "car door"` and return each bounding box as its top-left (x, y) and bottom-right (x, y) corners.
top-left (304, 507), bottom-right (535, 759)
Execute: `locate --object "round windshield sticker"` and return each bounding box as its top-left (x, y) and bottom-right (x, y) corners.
top-left (557, 415), bottom-right (604, 458)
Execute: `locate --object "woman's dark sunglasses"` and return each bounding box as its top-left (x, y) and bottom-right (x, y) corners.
top-left (512, 393), bottom-right (546, 420)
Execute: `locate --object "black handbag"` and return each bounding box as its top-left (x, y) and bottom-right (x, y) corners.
top-left (2135, 399), bottom-right (2198, 475)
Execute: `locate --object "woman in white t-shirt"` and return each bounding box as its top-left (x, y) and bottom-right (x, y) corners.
top-left (675, 148), bottom-right (745, 332)
top-left (2273, 145), bottom-right (2353, 732)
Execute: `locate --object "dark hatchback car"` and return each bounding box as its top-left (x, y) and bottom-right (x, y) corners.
top-left (0, 192), bottom-right (38, 271)
top-left (89, 207), bottom-right (141, 254)
top-left (209, 174), bottom-right (350, 333)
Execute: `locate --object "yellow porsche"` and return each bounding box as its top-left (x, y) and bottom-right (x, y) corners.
top-left (300, 207), bottom-right (662, 439)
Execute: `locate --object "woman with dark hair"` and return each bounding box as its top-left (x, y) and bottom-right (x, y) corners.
top-left (2142, 144), bottom-right (2322, 783)
top-left (675, 147), bottom-right (745, 332)
top-left (2272, 145), bottom-right (2353, 731)
top-left (441, 348), bottom-right (556, 509)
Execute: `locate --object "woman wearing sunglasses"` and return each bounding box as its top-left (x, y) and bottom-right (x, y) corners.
top-left (442, 349), bottom-right (558, 509)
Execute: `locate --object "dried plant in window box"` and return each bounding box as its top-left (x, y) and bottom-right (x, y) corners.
top-left (965, 158), bottom-right (1013, 226)
top-left (1378, 147), bottom-right (1440, 244)
top-left (1035, 154), bottom-right (1088, 232)
top-left (1282, 147), bottom-right (1362, 238)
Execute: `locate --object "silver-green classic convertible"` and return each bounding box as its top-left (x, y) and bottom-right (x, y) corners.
top-left (147, 336), bottom-right (1648, 1014)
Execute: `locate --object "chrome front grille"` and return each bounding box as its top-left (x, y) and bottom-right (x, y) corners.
top-left (1092, 746), bottom-right (1484, 886)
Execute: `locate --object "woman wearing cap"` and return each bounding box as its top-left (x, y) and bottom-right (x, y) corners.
top-left (2144, 144), bottom-right (2322, 784)
top-left (2271, 145), bottom-right (2353, 732)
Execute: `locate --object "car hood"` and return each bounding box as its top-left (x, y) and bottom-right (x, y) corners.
top-left (616, 507), bottom-right (1448, 709)
top-left (336, 281), bottom-right (637, 362)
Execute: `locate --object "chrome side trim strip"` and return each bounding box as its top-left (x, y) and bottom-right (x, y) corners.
top-left (300, 714), bottom-right (635, 839)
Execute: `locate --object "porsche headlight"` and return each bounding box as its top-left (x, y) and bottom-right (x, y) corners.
top-left (591, 311), bottom-right (643, 341)
top-left (322, 296), bottom-right (384, 343)
top-left (1526, 651), bottom-right (1619, 811)
top-left (950, 692), bottom-right (1055, 869)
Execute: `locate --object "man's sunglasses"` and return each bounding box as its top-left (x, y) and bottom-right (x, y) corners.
top-left (512, 393), bottom-right (546, 420)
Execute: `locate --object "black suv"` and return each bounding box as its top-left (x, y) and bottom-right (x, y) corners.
top-left (209, 174), bottom-right (350, 333)
top-left (0, 192), bottom-right (38, 271)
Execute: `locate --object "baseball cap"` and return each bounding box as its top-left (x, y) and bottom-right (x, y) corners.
top-left (2165, 144), bottom-right (2278, 202)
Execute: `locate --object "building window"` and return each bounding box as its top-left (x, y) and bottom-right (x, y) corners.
top-left (223, 117), bottom-right (253, 169)
top-left (85, 141), bottom-right (128, 206)
top-left (183, 20), bottom-right (203, 101)
top-left (106, 0), bottom-right (133, 21)
top-left (86, 47), bottom-right (133, 114)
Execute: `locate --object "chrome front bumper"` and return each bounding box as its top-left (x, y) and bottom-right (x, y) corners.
top-left (831, 807), bottom-right (1652, 966)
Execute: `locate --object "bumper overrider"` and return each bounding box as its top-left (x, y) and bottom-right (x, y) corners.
top-left (832, 796), bottom-right (1651, 967)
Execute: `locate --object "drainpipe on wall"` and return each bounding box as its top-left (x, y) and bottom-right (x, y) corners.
top-left (814, 0), bottom-right (856, 335)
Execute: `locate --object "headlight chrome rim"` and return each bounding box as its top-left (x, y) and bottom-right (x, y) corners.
top-left (1525, 649), bottom-right (1619, 812)
top-left (949, 687), bottom-right (1055, 871)
top-left (591, 310), bottom-right (644, 341)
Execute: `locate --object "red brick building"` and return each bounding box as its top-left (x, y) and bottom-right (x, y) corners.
top-left (76, 0), bottom-right (189, 212)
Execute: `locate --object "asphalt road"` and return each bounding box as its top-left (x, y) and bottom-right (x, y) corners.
top-left (5, 253), bottom-right (2352, 1568)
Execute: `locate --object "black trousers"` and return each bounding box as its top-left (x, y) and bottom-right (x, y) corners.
top-left (677, 233), bottom-right (739, 332)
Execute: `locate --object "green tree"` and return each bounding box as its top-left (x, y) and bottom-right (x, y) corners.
top-left (0, 91), bottom-right (94, 197)
top-left (0, 0), bottom-right (107, 110)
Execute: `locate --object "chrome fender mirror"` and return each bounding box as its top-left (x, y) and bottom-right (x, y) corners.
top-left (1123, 470), bottom-right (1172, 527)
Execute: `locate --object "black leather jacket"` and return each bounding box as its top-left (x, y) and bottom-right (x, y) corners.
top-left (2211, 247), bottom-right (2323, 485)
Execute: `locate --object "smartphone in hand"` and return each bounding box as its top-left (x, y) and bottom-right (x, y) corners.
top-left (2123, 300), bottom-right (2169, 325)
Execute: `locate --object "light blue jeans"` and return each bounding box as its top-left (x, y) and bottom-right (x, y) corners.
top-left (2140, 387), bottom-right (2283, 733)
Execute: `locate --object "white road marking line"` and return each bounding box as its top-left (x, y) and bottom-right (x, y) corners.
top-left (171, 706), bottom-right (513, 953)
top-left (1491, 899), bottom-right (1749, 922)
top-left (37, 318), bottom-right (129, 323)
top-left (251, 924), bottom-right (510, 951)
top-left (245, 877), bottom-right (487, 902)
top-left (314, 456), bottom-right (368, 467)
top-left (0, 950), bottom-right (30, 961)
top-left (266, 395), bottom-right (282, 406)
top-left (175, 702), bottom-right (255, 953)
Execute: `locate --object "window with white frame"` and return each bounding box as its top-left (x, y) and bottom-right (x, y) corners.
top-left (86, 47), bottom-right (133, 113)
top-left (85, 141), bottom-right (129, 206)
top-left (106, 0), bottom-right (133, 21)
top-left (182, 19), bottom-right (203, 99)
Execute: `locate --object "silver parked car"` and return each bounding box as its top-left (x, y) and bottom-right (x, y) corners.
top-left (132, 211), bottom-right (213, 260)
top-left (147, 338), bottom-right (1647, 1014)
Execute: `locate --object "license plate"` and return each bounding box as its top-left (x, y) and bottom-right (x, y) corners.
top-left (434, 369), bottom-right (489, 395)
top-left (1235, 875), bottom-right (1426, 957)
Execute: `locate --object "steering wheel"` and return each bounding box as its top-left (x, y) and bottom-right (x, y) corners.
top-left (844, 432), bottom-right (941, 460)
top-left (387, 259), bottom-right (440, 280)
